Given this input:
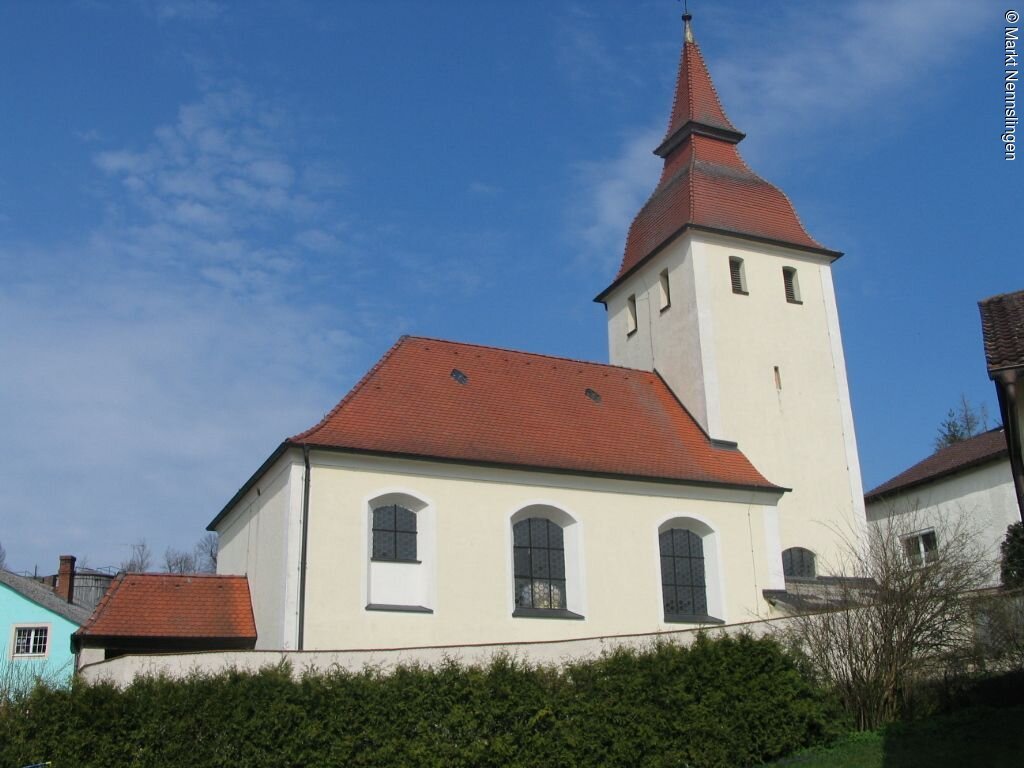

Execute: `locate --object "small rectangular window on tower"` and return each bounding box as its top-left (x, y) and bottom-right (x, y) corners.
top-left (729, 257), bottom-right (747, 294)
top-left (626, 295), bottom-right (638, 336)
top-left (658, 269), bottom-right (671, 311)
top-left (783, 267), bottom-right (802, 304)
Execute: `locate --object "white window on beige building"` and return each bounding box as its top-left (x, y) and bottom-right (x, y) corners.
top-left (510, 505), bottom-right (584, 620)
top-left (366, 492), bottom-right (434, 613)
top-left (902, 530), bottom-right (938, 567)
top-left (626, 295), bottom-right (638, 336)
top-left (729, 257), bottom-right (747, 294)
top-left (783, 266), bottom-right (801, 304)
top-left (658, 268), bottom-right (671, 311)
top-left (657, 517), bottom-right (724, 624)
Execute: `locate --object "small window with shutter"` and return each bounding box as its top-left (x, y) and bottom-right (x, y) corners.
top-left (626, 295), bottom-right (638, 336)
top-left (783, 267), bottom-right (802, 304)
top-left (729, 257), bottom-right (747, 295)
top-left (658, 269), bottom-right (671, 310)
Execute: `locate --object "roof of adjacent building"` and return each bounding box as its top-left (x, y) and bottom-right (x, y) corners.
top-left (284, 336), bottom-right (777, 493)
top-left (0, 569), bottom-right (92, 626)
top-left (598, 17), bottom-right (837, 301)
top-left (864, 428), bottom-right (1009, 502)
top-left (75, 573), bottom-right (256, 641)
top-left (979, 289), bottom-right (1024, 374)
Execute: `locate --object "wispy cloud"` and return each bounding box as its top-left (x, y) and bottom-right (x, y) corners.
top-left (0, 83), bottom-right (360, 569)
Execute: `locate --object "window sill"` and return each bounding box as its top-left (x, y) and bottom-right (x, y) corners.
top-left (659, 304), bottom-right (671, 314)
top-left (663, 614), bottom-right (724, 625)
top-left (513, 608), bottom-right (585, 620)
top-left (370, 557), bottom-right (421, 564)
top-left (732, 289), bottom-right (749, 296)
top-left (626, 329), bottom-right (637, 339)
top-left (365, 603), bottom-right (433, 614)
top-left (786, 299), bottom-right (803, 305)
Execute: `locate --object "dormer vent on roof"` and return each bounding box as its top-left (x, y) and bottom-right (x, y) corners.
top-left (451, 369), bottom-right (468, 385)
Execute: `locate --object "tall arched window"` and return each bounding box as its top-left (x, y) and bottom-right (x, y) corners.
top-left (513, 518), bottom-right (566, 611)
top-left (782, 547), bottom-right (816, 579)
top-left (659, 528), bottom-right (710, 622)
top-left (371, 504), bottom-right (417, 562)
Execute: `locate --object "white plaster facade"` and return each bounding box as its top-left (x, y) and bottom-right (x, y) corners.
top-left (216, 448), bottom-right (786, 651)
top-left (604, 231), bottom-right (866, 573)
top-left (865, 458), bottom-right (1018, 586)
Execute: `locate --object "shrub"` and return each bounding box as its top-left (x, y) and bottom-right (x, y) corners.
top-left (0, 633), bottom-right (842, 768)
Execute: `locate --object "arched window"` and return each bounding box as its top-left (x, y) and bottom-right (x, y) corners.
top-left (659, 528), bottom-right (711, 622)
top-left (513, 518), bottom-right (566, 611)
top-left (782, 547), bottom-right (816, 579)
top-left (371, 504), bottom-right (417, 562)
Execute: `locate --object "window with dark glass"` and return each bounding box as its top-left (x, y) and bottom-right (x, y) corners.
top-left (513, 518), bottom-right (566, 611)
top-left (660, 529), bottom-right (709, 621)
top-left (782, 547), bottom-right (816, 579)
top-left (372, 504), bottom-right (417, 562)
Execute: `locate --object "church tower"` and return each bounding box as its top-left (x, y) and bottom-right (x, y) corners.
top-left (596, 15), bottom-right (865, 572)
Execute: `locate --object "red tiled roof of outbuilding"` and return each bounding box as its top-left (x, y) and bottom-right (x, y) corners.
top-left (979, 289), bottom-right (1024, 374)
top-left (864, 428), bottom-right (1009, 502)
top-left (77, 573), bottom-right (256, 641)
top-left (289, 335), bottom-right (777, 491)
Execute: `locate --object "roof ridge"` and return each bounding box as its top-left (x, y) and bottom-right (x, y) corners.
top-left (381, 334), bottom-right (660, 375)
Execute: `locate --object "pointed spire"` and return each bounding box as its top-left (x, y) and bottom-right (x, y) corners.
top-left (655, 12), bottom-right (744, 158)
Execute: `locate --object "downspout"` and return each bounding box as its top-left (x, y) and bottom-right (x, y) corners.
top-left (297, 444), bottom-right (311, 650)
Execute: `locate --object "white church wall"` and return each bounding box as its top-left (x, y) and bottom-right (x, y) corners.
top-left (696, 233), bottom-right (863, 575)
top-left (865, 459), bottom-right (1018, 587)
top-left (298, 451), bottom-right (784, 651)
top-left (216, 450), bottom-right (304, 650)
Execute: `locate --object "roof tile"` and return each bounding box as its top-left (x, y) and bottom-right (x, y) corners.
top-left (979, 289), bottom-right (1024, 373)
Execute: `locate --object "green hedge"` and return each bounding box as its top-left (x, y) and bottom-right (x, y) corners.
top-left (0, 633), bottom-right (845, 768)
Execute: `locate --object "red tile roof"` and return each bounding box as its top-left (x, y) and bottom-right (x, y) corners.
top-left (979, 289), bottom-right (1024, 374)
top-left (289, 336), bottom-right (776, 491)
top-left (77, 573), bottom-right (256, 641)
top-left (598, 20), bottom-right (836, 300)
top-left (864, 428), bottom-right (1009, 502)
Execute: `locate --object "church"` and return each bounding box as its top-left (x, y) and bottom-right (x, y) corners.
top-left (208, 14), bottom-right (865, 652)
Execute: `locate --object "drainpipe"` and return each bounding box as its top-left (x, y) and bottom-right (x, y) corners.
top-left (297, 444), bottom-right (311, 650)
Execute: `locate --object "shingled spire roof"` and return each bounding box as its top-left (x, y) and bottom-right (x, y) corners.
top-left (597, 14), bottom-right (839, 301)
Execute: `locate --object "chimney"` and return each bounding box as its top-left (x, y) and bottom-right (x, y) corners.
top-left (56, 555), bottom-right (76, 603)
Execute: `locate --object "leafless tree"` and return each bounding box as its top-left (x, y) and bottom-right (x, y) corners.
top-left (120, 539), bottom-right (152, 572)
top-left (163, 546), bottom-right (197, 574)
top-left (778, 510), bottom-right (993, 730)
top-left (194, 532), bottom-right (218, 573)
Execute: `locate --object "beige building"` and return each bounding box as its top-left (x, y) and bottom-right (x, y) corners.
top-left (209, 15), bottom-right (865, 652)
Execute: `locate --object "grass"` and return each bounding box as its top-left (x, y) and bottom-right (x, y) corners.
top-left (768, 705), bottom-right (1024, 767)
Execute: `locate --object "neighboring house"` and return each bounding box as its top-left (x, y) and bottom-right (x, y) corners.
top-left (208, 14), bottom-right (865, 653)
top-left (864, 429), bottom-right (1017, 585)
top-left (1, 556), bottom-right (91, 685)
top-left (979, 289), bottom-right (1024, 519)
top-left (36, 566), bottom-right (117, 613)
top-left (74, 573), bottom-right (256, 669)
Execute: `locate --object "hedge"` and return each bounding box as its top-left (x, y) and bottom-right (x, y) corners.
top-left (0, 633), bottom-right (845, 768)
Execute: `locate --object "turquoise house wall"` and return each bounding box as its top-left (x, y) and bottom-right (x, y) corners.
top-left (1, 581), bottom-right (80, 684)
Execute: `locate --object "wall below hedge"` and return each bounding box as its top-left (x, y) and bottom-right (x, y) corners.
top-left (2, 633), bottom-right (845, 768)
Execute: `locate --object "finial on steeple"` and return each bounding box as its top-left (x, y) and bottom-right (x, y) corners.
top-left (682, 1), bottom-right (694, 44)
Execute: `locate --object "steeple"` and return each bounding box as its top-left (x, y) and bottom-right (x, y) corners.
top-left (596, 13), bottom-right (838, 302)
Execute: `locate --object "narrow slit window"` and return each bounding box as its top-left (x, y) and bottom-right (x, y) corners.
top-left (626, 295), bottom-right (638, 336)
top-left (729, 257), bottom-right (747, 294)
top-left (658, 269), bottom-right (671, 310)
top-left (783, 267), bottom-right (801, 304)
top-left (773, 366), bottom-right (782, 391)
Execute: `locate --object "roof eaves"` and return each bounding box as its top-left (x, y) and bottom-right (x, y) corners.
top-left (864, 446), bottom-right (1009, 503)
top-left (207, 441), bottom-right (292, 531)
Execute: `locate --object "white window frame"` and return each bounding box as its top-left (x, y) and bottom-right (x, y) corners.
top-left (364, 490), bottom-right (436, 613)
top-left (508, 503), bottom-right (586, 619)
top-left (782, 266), bottom-right (802, 304)
top-left (658, 269), bottom-right (671, 311)
top-left (655, 515), bottom-right (725, 624)
top-left (902, 529), bottom-right (938, 567)
top-left (729, 257), bottom-right (748, 295)
top-left (10, 623), bottom-right (52, 660)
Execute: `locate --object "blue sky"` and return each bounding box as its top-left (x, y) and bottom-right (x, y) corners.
top-left (0, 0), bottom-right (1016, 573)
